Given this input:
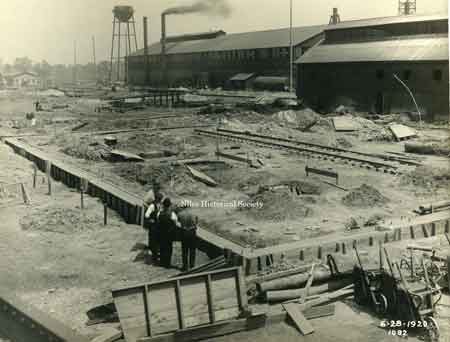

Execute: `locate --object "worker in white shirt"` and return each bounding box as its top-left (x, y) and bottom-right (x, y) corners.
top-left (144, 191), bottom-right (163, 264)
top-left (157, 197), bottom-right (181, 268)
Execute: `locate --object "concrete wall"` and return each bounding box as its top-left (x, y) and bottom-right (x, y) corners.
top-left (297, 61), bottom-right (449, 119)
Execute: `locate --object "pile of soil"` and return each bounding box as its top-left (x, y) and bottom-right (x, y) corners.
top-left (400, 166), bottom-right (450, 193)
top-left (342, 184), bottom-right (389, 207)
top-left (352, 117), bottom-right (393, 142)
top-left (20, 207), bottom-right (109, 233)
top-left (116, 164), bottom-right (203, 197)
top-left (272, 109), bottom-right (320, 128)
top-left (243, 188), bottom-right (313, 221)
top-left (52, 135), bottom-right (106, 161)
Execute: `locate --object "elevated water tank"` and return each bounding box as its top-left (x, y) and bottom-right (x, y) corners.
top-left (113, 6), bottom-right (134, 22)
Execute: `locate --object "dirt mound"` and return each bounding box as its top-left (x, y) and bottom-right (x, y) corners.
top-left (115, 164), bottom-right (203, 197)
top-left (243, 189), bottom-right (312, 221)
top-left (272, 109), bottom-right (319, 128)
top-left (52, 135), bottom-right (106, 161)
top-left (342, 184), bottom-right (389, 207)
top-left (400, 166), bottom-right (450, 193)
top-left (20, 207), bottom-right (107, 233)
top-left (352, 117), bottom-right (393, 142)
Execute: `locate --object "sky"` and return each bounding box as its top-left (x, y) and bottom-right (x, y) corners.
top-left (0, 0), bottom-right (447, 65)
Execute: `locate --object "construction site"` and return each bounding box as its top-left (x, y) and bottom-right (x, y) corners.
top-left (0, 1), bottom-right (449, 342)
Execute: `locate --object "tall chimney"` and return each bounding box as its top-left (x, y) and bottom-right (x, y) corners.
top-left (143, 16), bottom-right (149, 85)
top-left (161, 13), bottom-right (167, 87)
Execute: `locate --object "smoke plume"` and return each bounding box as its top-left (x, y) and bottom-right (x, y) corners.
top-left (163, 0), bottom-right (232, 18)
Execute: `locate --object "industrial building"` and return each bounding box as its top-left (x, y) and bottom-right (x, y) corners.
top-left (296, 13), bottom-right (449, 118)
top-left (128, 24), bottom-right (326, 88)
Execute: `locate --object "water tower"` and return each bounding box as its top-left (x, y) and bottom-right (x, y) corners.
top-left (110, 5), bottom-right (138, 83)
top-left (398, 0), bottom-right (416, 15)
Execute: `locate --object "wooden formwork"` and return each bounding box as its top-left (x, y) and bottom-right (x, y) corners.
top-left (5, 137), bottom-right (450, 277)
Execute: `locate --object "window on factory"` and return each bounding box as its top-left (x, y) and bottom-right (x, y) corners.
top-left (376, 69), bottom-right (384, 80)
top-left (402, 70), bottom-right (411, 81)
top-left (433, 69), bottom-right (443, 81)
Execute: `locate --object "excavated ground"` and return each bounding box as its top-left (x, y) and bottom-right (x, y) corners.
top-left (0, 90), bottom-right (449, 340)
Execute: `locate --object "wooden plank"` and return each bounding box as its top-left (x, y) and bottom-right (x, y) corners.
top-left (282, 303), bottom-right (314, 335)
top-left (110, 150), bottom-right (145, 162)
top-left (143, 285), bottom-right (152, 337)
top-left (205, 274), bottom-right (216, 323)
top-left (299, 264), bottom-right (315, 304)
top-left (332, 117), bottom-right (360, 132)
top-left (186, 165), bottom-right (217, 187)
top-left (113, 268), bottom-right (245, 341)
top-left (302, 304), bottom-right (335, 319)
top-left (389, 124), bottom-right (417, 141)
top-left (175, 280), bottom-right (185, 329)
top-left (90, 328), bottom-right (123, 342)
top-left (137, 314), bottom-right (267, 342)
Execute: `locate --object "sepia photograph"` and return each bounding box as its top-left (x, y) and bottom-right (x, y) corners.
top-left (0, 0), bottom-right (449, 341)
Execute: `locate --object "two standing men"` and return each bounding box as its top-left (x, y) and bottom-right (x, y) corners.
top-left (144, 187), bottom-right (198, 271)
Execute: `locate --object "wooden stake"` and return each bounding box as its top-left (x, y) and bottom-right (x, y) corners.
top-left (46, 161), bottom-right (52, 195)
top-left (32, 165), bottom-right (37, 188)
top-left (104, 203), bottom-right (108, 225)
top-left (20, 183), bottom-right (31, 205)
top-left (80, 187), bottom-right (84, 209)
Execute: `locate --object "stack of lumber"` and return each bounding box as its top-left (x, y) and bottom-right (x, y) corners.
top-left (172, 256), bottom-right (229, 277)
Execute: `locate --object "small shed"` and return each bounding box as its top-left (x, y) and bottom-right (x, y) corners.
top-left (228, 73), bottom-right (256, 90)
top-left (253, 76), bottom-right (289, 91)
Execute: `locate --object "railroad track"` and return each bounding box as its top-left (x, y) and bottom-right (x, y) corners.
top-left (217, 128), bottom-right (419, 166)
top-left (195, 128), bottom-right (403, 174)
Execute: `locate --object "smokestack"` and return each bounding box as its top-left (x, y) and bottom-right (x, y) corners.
top-left (143, 16), bottom-right (149, 85)
top-left (161, 13), bottom-right (166, 56)
top-left (161, 14), bottom-right (167, 87)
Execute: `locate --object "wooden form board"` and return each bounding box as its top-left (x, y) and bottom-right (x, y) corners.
top-left (332, 117), bottom-right (360, 131)
top-left (389, 124), bottom-right (417, 141)
top-left (186, 165), bottom-right (217, 187)
top-left (282, 303), bottom-right (314, 335)
top-left (112, 267), bottom-right (247, 342)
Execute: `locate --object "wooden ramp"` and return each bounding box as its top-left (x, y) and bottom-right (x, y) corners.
top-left (112, 267), bottom-right (247, 342)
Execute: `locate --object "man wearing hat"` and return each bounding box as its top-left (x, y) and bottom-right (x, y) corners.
top-left (143, 182), bottom-right (164, 264)
top-left (178, 210), bottom-right (198, 271)
top-left (157, 197), bottom-right (181, 268)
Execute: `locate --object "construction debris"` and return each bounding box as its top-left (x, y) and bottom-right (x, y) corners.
top-left (186, 165), bottom-right (218, 187)
top-left (332, 116), bottom-right (360, 132)
top-left (342, 184), bottom-right (389, 207)
top-left (389, 124), bottom-right (417, 141)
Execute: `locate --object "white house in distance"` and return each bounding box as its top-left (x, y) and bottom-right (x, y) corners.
top-left (4, 72), bottom-right (42, 88)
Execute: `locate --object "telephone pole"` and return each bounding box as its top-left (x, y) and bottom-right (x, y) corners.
top-left (92, 36), bottom-right (97, 82)
top-left (289, 0), bottom-right (294, 93)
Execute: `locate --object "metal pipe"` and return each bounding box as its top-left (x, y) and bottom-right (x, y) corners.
top-left (393, 73), bottom-right (422, 128)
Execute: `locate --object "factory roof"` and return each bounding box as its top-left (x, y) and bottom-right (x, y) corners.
top-left (229, 73), bottom-right (256, 81)
top-left (326, 13), bottom-right (448, 31)
top-left (296, 35), bottom-right (449, 64)
top-left (131, 24), bottom-right (326, 56)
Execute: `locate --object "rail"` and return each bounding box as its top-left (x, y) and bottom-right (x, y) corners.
top-left (195, 129), bottom-right (401, 173)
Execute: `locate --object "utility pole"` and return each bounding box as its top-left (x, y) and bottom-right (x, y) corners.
top-left (289, 0), bottom-right (294, 93)
top-left (92, 36), bottom-right (97, 83)
top-left (73, 40), bottom-right (77, 84)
